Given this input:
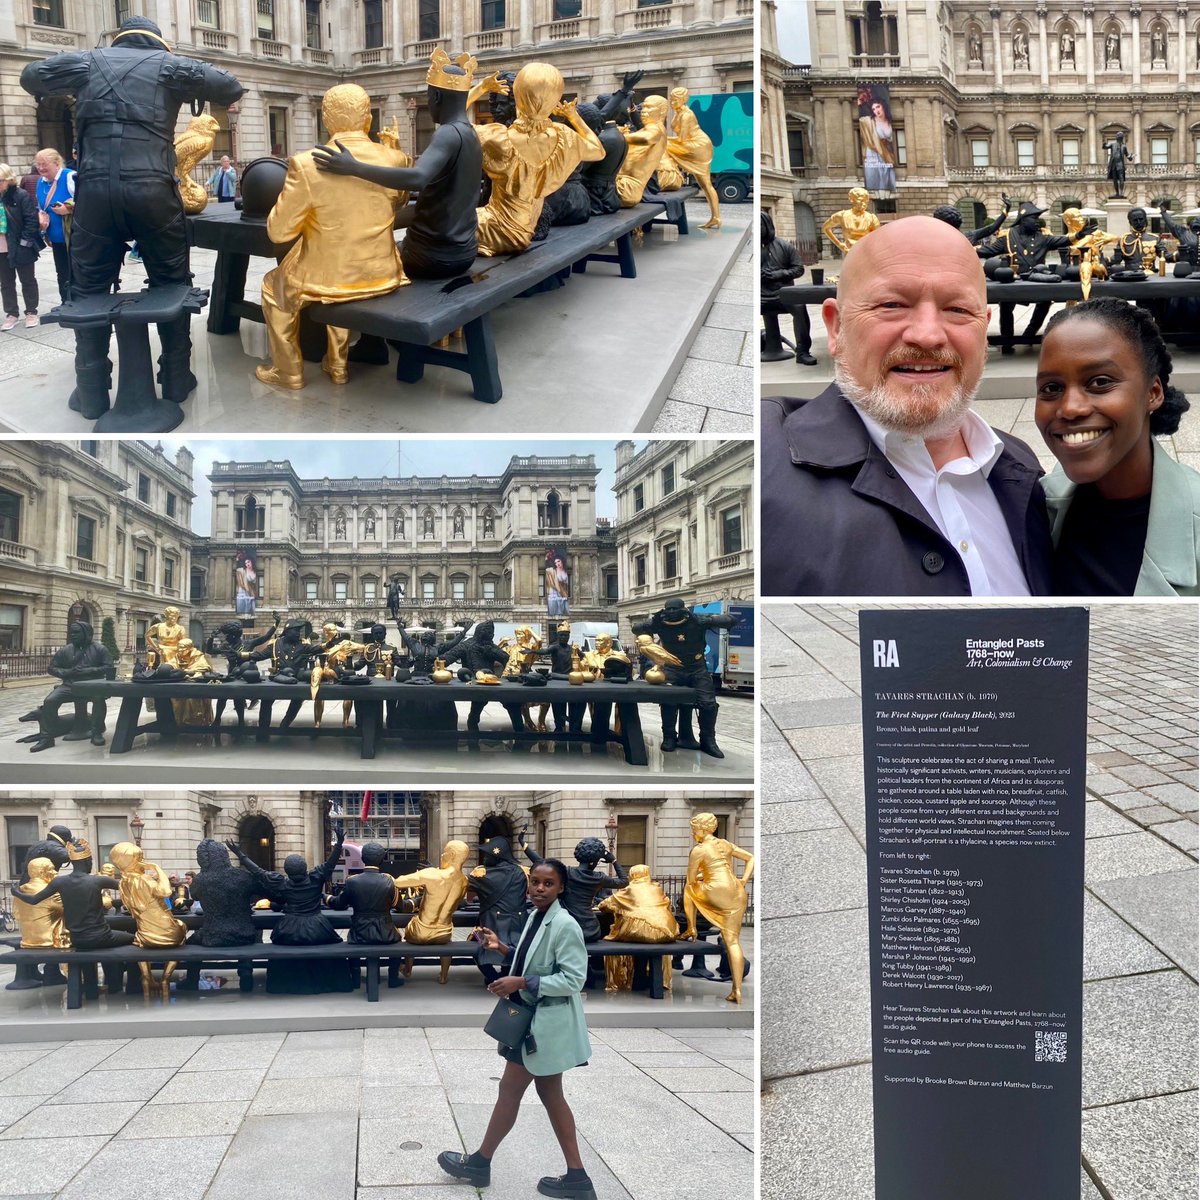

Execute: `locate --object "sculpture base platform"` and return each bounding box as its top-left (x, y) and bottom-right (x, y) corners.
top-left (1105, 198), bottom-right (1133, 236)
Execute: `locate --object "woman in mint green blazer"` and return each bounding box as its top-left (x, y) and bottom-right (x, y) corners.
top-left (439, 859), bottom-right (596, 1200)
top-left (1035, 298), bottom-right (1199, 595)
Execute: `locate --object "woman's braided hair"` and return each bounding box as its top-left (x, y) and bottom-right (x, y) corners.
top-left (1042, 297), bottom-right (1191, 435)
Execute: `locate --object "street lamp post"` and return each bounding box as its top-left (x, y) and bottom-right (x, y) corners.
top-left (605, 813), bottom-right (618, 856)
top-left (129, 813), bottom-right (144, 847)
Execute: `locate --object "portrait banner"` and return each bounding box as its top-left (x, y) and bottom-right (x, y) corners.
top-left (544, 544), bottom-right (570, 619)
top-left (234, 548), bottom-right (259, 618)
top-left (855, 82), bottom-right (897, 196)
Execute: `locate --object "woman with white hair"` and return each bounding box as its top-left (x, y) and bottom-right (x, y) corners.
top-left (0, 163), bottom-right (41, 330)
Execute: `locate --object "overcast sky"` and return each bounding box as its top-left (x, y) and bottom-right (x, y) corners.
top-left (776, 0), bottom-right (811, 62)
top-left (159, 440), bottom-right (627, 535)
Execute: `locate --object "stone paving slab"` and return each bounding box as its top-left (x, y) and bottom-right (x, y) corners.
top-left (761, 797), bottom-right (844, 836)
top-left (1083, 830), bottom-right (1195, 884)
top-left (1084, 801), bottom-right (1142, 839)
top-left (1090, 869), bottom-right (1199, 978)
top-left (0, 1136), bottom-right (112, 1198)
top-left (57, 1134), bottom-right (232, 1200)
top-left (151, 1067), bottom-right (266, 1104)
top-left (1154, 819), bottom-right (1199, 854)
top-left (0, 1101), bottom-right (143, 1140)
top-left (1082, 1091), bottom-right (1199, 1200)
top-left (1083, 893), bottom-right (1171, 982)
top-left (115, 1099), bottom-right (249, 1139)
top-left (760, 828), bottom-right (867, 919)
top-left (207, 1113), bottom-right (357, 1200)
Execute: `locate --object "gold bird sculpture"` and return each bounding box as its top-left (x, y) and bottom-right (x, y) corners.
top-left (175, 114), bottom-right (221, 214)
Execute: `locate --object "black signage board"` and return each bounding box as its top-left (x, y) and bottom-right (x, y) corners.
top-left (859, 608), bottom-right (1088, 1200)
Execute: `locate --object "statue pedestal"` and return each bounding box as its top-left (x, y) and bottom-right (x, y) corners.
top-left (1105, 198), bottom-right (1132, 236)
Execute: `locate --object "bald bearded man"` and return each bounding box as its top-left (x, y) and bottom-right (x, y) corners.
top-left (762, 215), bottom-right (1053, 596)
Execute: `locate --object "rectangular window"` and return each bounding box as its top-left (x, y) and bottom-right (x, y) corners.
top-left (363, 579), bottom-right (377, 602)
top-left (135, 619), bottom-right (148, 651)
top-left (605, 572), bottom-right (618, 600)
top-left (137, 473), bottom-right (150, 503)
top-left (419, 0), bottom-right (439, 39)
top-left (422, 579), bottom-right (436, 599)
top-left (970, 138), bottom-right (990, 168)
top-left (1195, 136), bottom-right (1200, 166)
top-left (95, 816), bottom-right (128, 870)
top-left (661, 462), bottom-right (675, 495)
top-left (334, 579), bottom-right (348, 602)
top-left (305, 0), bottom-right (321, 47)
top-left (76, 515), bottom-right (96, 562)
top-left (482, 578), bottom-right (496, 599)
top-left (114, 0), bottom-right (131, 23)
top-left (0, 490), bottom-right (20, 543)
top-left (452, 578), bottom-right (466, 601)
top-left (634, 553), bottom-right (646, 587)
top-left (32, 0), bottom-right (64, 26)
top-left (364, 0), bottom-right (383, 47)
top-left (1015, 138), bottom-right (1035, 167)
top-left (633, 483), bottom-right (645, 512)
top-left (80, 440), bottom-right (99, 458)
top-left (481, 0), bottom-right (505, 29)
top-left (787, 128), bottom-right (805, 169)
top-left (663, 542), bottom-right (678, 580)
top-left (1150, 137), bottom-right (1169, 165)
top-left (197, 0), bottom-right (220, 27)
top-left (269, 107), bottom-right (289, 156)
top-left (257, 0), bottom-right (275, 40)
top-left (164, 557), bottom-right (176, 590)
top-left (721, 507), bottom-right (742, 555)
top-left (554, 0), bottom-right (581, 15)
top-left (134, 546), bottom-right (149, 582)
top-left (0, 603), bottom-right (24, 650)
top-left (6, 815), bottom-right (39, 879)
top-left (615, 815), bottom-right (647, 870)
top-left (166, 492), bottom-right (177, 518)
top-left (894, 126), bottom-right (906, 167)
top-left (305, 579), bottom-right (318, 601)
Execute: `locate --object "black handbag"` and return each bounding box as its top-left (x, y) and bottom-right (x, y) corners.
top-left (483, 993), bottom-right (537, 1052)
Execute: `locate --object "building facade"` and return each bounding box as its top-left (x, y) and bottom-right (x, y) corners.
top-left (0, 439), bottom-right (197, 653)
top-left (0, 0), bottom-right (753, 174)
top-left (776, 1), bottom-right (1200, 258)
top-left (198, 453), bottom-right (619, 634)
top-left (611, 438), bottom-right (751, 642)
top-left (759, 0), bottom-right (797, 240)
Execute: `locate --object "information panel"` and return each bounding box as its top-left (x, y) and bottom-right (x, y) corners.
top-left (859, 608), bottom-right (1088, 1200)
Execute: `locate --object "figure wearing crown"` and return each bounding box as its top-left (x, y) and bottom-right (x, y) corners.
top-left (315, 51), bottom-right (506, 278)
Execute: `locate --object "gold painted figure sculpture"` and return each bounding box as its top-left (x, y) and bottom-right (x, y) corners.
top-left (174, 113), bottom-right (221, 214)
top-left (822, 187), bottom-right (881, 254)
top-left (146, 605), bottom-right (185, 669)
top-left (598, 864), bottom-right (679, 992)
top-left (475, 62), bottom-right (605, 256)
top-left (258, 83), bottom-right (411, 390)
top-left (682, 812), bottom-right (754, 1004)
top-left (636, 634), bottom-right (682, 684)
top-left (1062, 207), bottom-right (1118, 302)
top-left (99, 862), bottom-right (118, 909)
top-left (14, 857), bottom-right (69, 949)
top-left (173, 638), bottom-right (216, 728)
top-left (615, 94), bottom-right (670, 207)
top-left (582, 632), bottom-right (629, 676)
top-left (393, 839), bottom-right (470, 983)
top-left (666, 87), bottom-right (720, 228)
top-left (108, 841), bottom-right (184, 997)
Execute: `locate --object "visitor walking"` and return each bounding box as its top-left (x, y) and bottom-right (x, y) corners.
top-left (0, 163), bottom-right (40, 330)
top-left (34, 147), bottom-right (74, 303)
top-left (207, 155), bottom-right (237, 202)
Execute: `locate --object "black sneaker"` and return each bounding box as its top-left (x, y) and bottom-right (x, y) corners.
top-left (437, 1151), bottom-right (490, 1187)
top-left (538, 1174), bottom-right (597, 1200)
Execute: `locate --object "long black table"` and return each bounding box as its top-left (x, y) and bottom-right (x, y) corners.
top-left (69, 677), bottom-right (697, 765)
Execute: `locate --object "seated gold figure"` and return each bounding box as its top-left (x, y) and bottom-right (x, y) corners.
top-left (615, 95), bottom-right (670, 208)
top-left (475, 62), bottom-right (605, 256)
top-left (258, 82), bottom-right (411, 391)
top-left (146, 605), bottom-right (185, 670)
top-left (393, 840), bottom-right (470, 983)
top-left (109, 842), bottom-right (185, 997)
top-left (172, 639), bottom-right (216, 728)
top-left (683, 812), bottom-right (754, 1004)
top-left (666, 87), bottom-right (720, 229)
top-left (599, 864), bottom-right (679, 992)
top-left (15, 857), bottom-right (69, 948)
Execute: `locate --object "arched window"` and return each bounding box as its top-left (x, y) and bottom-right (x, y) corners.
top-left (793, 200), bottom-right (818, 263)
top-left (955, 196), bottom-right (987, 229)
top-left (236, 494), bottom-right (264, 536)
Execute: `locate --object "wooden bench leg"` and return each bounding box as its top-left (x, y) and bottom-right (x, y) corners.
top-left (238, 959), bottom-right (254, 992)
top-left (208, 252), bottom-right (249, 335)
top-left (616, 701), bottom-right (648, 766)
top-left (155, 694), bottom-right (179, 742)
top-left (395, 343), bottom-right (427, 384)
top-left (256, 699), bottom-right (275, 743)
top-left (67, 963), bottom-right (83, 1009)
top-left (616, 232), bottom-right (637, 279)
top-left (358, 700), bottom-right (381, 759)
top-left (110, 696), bottom-right (142, 754)
top-left (1000, 303), bottom-right (1016, 355)
top-left (366, 957), bottom-right (380, 1002)
top-left (83, 963), bottom-right (101, 1001)
top-left (678, 207), bottom-right (689, 235)
top-left (649, 954), bottom-right (665, 999)
top-left (464, 317), bottom-right (502, 404)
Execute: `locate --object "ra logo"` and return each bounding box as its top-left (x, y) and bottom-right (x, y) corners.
top-left (873, 639), bottom-right (899, 668)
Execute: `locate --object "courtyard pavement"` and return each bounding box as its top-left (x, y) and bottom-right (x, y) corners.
top-left (0, 1024), bottom-right (753, 1199)
top-left (0, 200), bottom-right (750, 437)
top-left (758, 603), bottom-right (1198, 1200)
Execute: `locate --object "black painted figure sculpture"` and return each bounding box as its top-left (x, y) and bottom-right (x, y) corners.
top-left (490, 70), bottom-right (518, 125)
top-left (977, 201), bottom-right (1071, 282)
top-left (189, 839), bottom-right (264, 946)
top-left (631, 598), bottom-right (738, 759)
top-left (932, 192), bottom-right (1010, 245)
top-left (226, 832), bottom-right (355, 993)
top-left (387, 579), bottom-right (402, 620)
top-left (535, 621), bottom-right (584, 733)
top-left (19, 17), bottom-right (243, 420)
top-left (206, 617), bottom-right (276, 739)
top-left (328, 843), bottom-right (401, 945)
top-left (595, 70), bottom-right (644, 126)
top-left (440, 620), bottom-right (520, 734)
top-left (1162, 210), bottom-right (1200, 275)
top-left (1109, 207), bottom-right (1158, 275)
top-left (313, 52), bottom-right (484, 278)
top-left (467, 836), bottom-right (528, 983)
top-left (23, 840), bottom-right (132, 950)
top-left (1104, 132), bottom-right (1132, 198)
top-left (18, 824), bottom-right (73, 886)
top-left (760, 210), bottom-right (815, 365)
top-left (577, 101), bottom-right (627, 216)
top-left (397, 618), bottom-right (448, 676)
top-left (18, 621), bottom-right (115, 752)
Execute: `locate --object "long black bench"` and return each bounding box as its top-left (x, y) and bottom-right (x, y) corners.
top-left (641, 185), bottom-right (699, 235)
top-left (68, 677), bottom-right (698, 766)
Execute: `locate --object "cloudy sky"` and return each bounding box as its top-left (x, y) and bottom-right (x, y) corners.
top-left (776, 0), bottom-right (811, 62)
top-left (158, 439), bottom-right (627, 535)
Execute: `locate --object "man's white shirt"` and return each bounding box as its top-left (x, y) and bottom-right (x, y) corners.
top-left (853, 404), bottom-right (1031, 596)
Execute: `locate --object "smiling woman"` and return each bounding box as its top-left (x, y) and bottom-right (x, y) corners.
top-left (1035, 297), bottom-right (1200, 596)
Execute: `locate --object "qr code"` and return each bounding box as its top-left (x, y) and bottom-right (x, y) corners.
top-left (1035, 1030), bottom-right (1068, 1063)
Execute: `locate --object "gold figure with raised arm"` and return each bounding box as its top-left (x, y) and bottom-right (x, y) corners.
top-left (393, 840), bottom-right (470, 983)
top-left (822, 187), bottom-right (880, 254)
top-left (146, 605), bottom-right (186, 669)
top-left (174, 113), bottom-right (221, 214)
top-left (666, 87), bottom-right (719, 228)
top-left (108, 841), bottom-right (185, 997)
top-left (1062, 207), bottom-right (1117, 302)
top-left (682, 812), bottom-right (754, 1003)
top-left (475, 63), bottom-right (605, 255)
top-left (14, 857), bottom-right (69, 949)
top-left (615, 94), bottom-right (670, 207)
top-left (599, 864), bottom-right (679, 991)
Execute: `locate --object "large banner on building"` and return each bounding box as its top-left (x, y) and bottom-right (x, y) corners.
top-left (856, 83), bottom-right (897, 196)
top-left (544, 545), bottom-right (570, 618)
top-left (234, 548), bottom-right (259, 617)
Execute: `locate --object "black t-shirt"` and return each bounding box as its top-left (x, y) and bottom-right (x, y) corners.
top-left (1053, 484), bottom-right (1150, 596)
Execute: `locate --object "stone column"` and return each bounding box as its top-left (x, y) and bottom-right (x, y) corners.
top-left (598, 0), bottom-right (616, 38)
top-left (1041, 108), bottom-right (1052, 169)
top-left (451, 1), bottom-right (464, 48)
top-left (990, 6), bottom-right (1004, 89)
top-left (1037, 4), bottom-right (1050, 85)
top-left (1131, 3), bottom-right (1142, 88)
top-left (351, 504), bottom-right (359, 551)
top-left (995, 103), bottom-right (1008, 167)
top-left (903, 97), bottom-right (917, 171)
top-left (518, 0), bottom-right (534, 47)
top-left (1178, 99), bottom-right (1189, 164)
top-left (236, 0), bottom-right (254, 52)
top-left (1087, 105), bottom-right (1098, 166)
top-left (1178, 5), bottom-right (1189, 86)
top-left (1132, 102), bottom-right (1143, 161)
top-left (693, 0), bottom-right (714, 27)
top-left (1083, 3), bottom-right (1096, 87)
top-left (391, 0), bottom-right (404, 61)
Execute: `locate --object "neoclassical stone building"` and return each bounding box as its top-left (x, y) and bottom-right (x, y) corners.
top-left (197, 453), bottom-right (619, 632)
top-left (0, 440), bottom-right (198, 652)
top-left (0, 0), bottom-right (752, 173)
top-left (773, 1), bottom-right (1200, 258)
